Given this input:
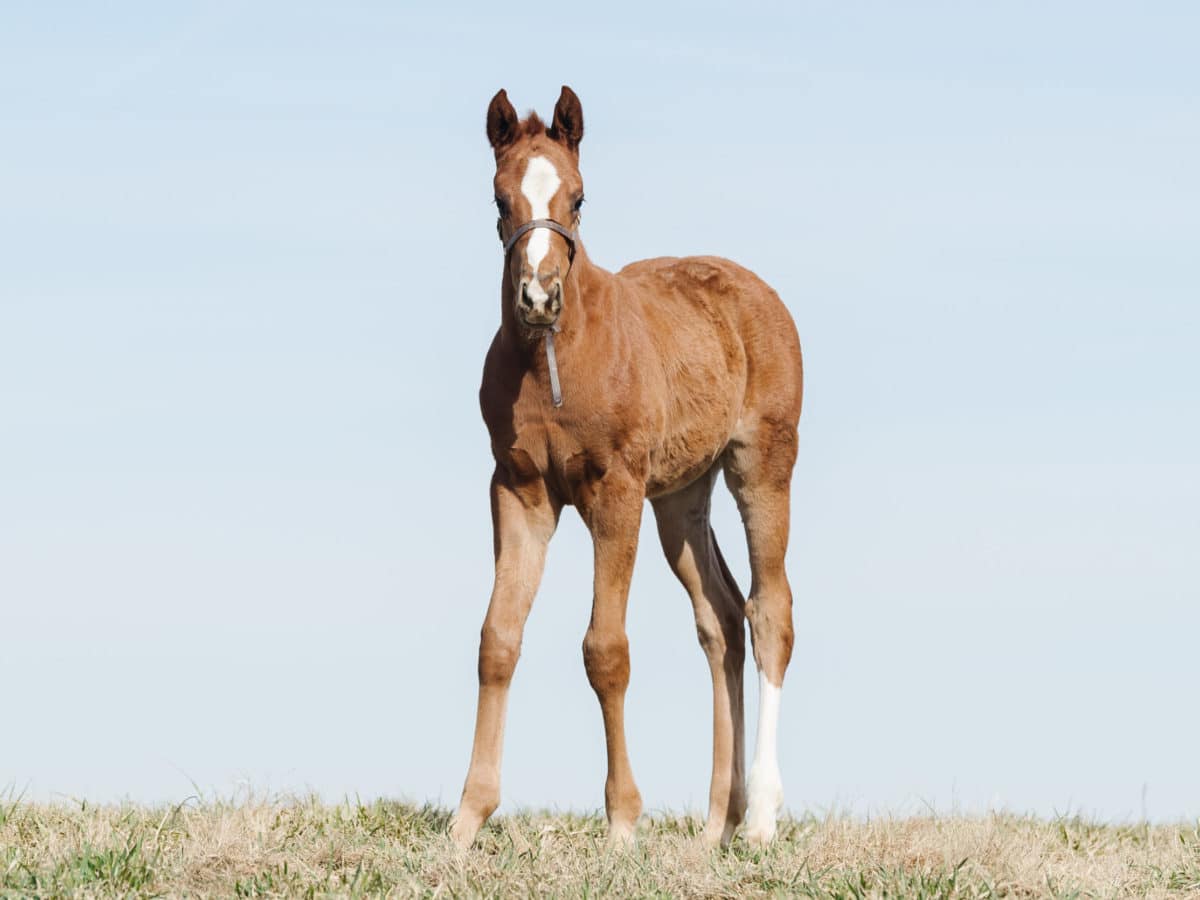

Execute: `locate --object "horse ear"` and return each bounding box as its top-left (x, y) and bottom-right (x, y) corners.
top-left (486, 89), bottom-right (519, 154)
top-left (548, 85), bottom-right (584, 153)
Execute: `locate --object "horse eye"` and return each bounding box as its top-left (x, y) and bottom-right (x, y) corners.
top-left (495, 197), bottom-right (509, 217)
top-left (573, 195), bottom-right (585, 212)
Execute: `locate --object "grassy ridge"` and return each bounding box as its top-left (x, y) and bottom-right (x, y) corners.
top-left (2, 794), bottom-right (1198, 898)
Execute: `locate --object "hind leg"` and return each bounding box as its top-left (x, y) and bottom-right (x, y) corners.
top-left (652, 467), bottom-right (747, 847)
top-left (723, 417), bottom-right (798, 845)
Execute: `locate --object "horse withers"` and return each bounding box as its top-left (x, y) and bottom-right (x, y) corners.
top-left (450, 86), bottom-right (803, 849)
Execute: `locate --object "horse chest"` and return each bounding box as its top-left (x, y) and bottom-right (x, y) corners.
top-left (498, 404), bottom-right (639, 503)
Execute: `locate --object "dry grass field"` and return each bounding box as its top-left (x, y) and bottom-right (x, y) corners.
top-left (2, 792), bottom-right (1198, 898)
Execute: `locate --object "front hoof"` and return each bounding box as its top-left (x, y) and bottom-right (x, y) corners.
top-left (448, 813), bottom-right (481, 849)
top-left (606, 819), bottom-right (638, 848)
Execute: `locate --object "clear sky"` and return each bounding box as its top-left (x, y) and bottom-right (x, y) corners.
top-left (2, 3), bottom-right (1197, 822)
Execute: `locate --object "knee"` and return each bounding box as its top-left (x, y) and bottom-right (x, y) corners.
top-left (478, 623), bottom-right (521, 686)
top-left (582, 628), bottom-right (630, 694)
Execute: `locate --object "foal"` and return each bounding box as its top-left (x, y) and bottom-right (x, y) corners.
top-left (450, 86), bottom-right (803, 849)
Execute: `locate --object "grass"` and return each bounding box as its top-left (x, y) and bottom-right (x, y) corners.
top-left (1, 791), bottom-right (1198, 898)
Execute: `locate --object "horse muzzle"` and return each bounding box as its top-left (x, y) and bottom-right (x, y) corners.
top-left (518, 278), bottom-right (562, 326)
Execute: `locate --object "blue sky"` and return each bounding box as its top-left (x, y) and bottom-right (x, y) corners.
top-left (2, 3), bottom-right (1197, 821)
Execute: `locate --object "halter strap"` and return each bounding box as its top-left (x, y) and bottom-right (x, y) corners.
top-left (501, 218), bottom-right (577, 261)
top-left (544, 324), bottom-right (563, 408)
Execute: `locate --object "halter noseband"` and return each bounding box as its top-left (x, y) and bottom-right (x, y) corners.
top-left (499, 218), bottom-right (577, 410)
top-left (501, 218), bottom-right (578, 263)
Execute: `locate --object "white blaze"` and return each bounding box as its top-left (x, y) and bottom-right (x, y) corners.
top-left (519, 155), bottom-right (561, 301)
top-left (745, 671), bottom-right (784, 841)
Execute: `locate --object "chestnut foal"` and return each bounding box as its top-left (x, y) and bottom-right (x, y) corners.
top-left (450, 86), bottom-right (803, 849)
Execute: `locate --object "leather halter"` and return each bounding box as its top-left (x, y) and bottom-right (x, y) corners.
top-left (501, 218), bottom-right (577, 263)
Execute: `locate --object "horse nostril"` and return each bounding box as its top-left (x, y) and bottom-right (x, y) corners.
top-left (519, 283), bottom-right (534, 309)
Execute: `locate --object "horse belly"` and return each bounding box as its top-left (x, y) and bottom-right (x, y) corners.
top-left (645, 389), bottom-right (741, 499)
top-left (643, 309), bottom-right (747, 498)
top-left (645, 438), bottom-right (727, 498)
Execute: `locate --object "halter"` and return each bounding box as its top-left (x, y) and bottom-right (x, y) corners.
top-left (501, 218), bottom-right (577, 263)
top-left (499, 218), bottom-right (578, 409)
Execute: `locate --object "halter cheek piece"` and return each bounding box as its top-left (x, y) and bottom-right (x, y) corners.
top-left (499, 218), bottom-right (578, 409)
